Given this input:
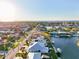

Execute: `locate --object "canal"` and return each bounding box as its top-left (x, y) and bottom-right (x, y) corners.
top-left (51, 36), bottom-right (79, 59)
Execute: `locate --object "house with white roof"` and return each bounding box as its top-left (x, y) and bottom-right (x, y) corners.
top-left (27, 42), bottom-right (49, 53)
top-left (31, 36), bottom-right (47, 47)
top-left (28, 52), bottom-right (41, 59)
top-left (45, 26), bottom-right (52, 30)
top-left (27, 36), bottom-right (49, 59)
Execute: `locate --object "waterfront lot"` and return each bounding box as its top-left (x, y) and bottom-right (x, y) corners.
top-left (52, 37), bottom-right (79, 59)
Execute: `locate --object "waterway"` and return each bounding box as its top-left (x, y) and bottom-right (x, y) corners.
top-left (51, 36), bottom-right (79, 59)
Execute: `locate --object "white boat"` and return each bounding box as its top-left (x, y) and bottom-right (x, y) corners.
top-left (50, 31), bottom-right (72, 37)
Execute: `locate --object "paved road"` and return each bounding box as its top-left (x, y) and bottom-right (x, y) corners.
top-left (5, 25), bottom-right (39, 59)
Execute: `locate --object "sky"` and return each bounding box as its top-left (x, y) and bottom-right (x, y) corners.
top-left (0, 0), bottom-right (79, 22)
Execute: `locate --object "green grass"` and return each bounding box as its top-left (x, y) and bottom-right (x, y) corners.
top-left (0, 37), bottom-right (22, 51)
top-left (49, 49), bottom-right (58, 59)
top-left (12, 38), bottom-right (24, 48)
top-left (0, 55), bottom-right (4, 59)
top-left (0, 44), bottom-right (8, 51)
top-left (46, 39), bottom-right (58, 59)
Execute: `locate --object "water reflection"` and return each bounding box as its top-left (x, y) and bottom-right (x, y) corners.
top-left (51, 37), bottom-right (79, 59)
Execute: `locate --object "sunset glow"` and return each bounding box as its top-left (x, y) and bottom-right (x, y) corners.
top-left (0, 1), bottom-right (16, 22)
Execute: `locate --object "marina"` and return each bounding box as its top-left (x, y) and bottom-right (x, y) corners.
top-left (0, 22), bottom-right (79, 59)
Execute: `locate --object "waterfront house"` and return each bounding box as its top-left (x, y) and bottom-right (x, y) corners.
top-left (28, 52), bottom-right (41, 59)
top-left (28, 42), bottom-right (49, 53)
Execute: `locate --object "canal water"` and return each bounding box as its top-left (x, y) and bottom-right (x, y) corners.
top-left (51, 36), bottom-right (79, 59)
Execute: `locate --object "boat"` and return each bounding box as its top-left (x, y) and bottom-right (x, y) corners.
top-left (50, 31), bottom-right (73, 38)
top-left (57, 31), bottom-right (72, 38)
top-left (50, 31), bottom-right (58, 37)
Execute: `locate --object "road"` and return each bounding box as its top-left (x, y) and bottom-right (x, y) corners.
top-left (5, 25), bottom-right (39, 59)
